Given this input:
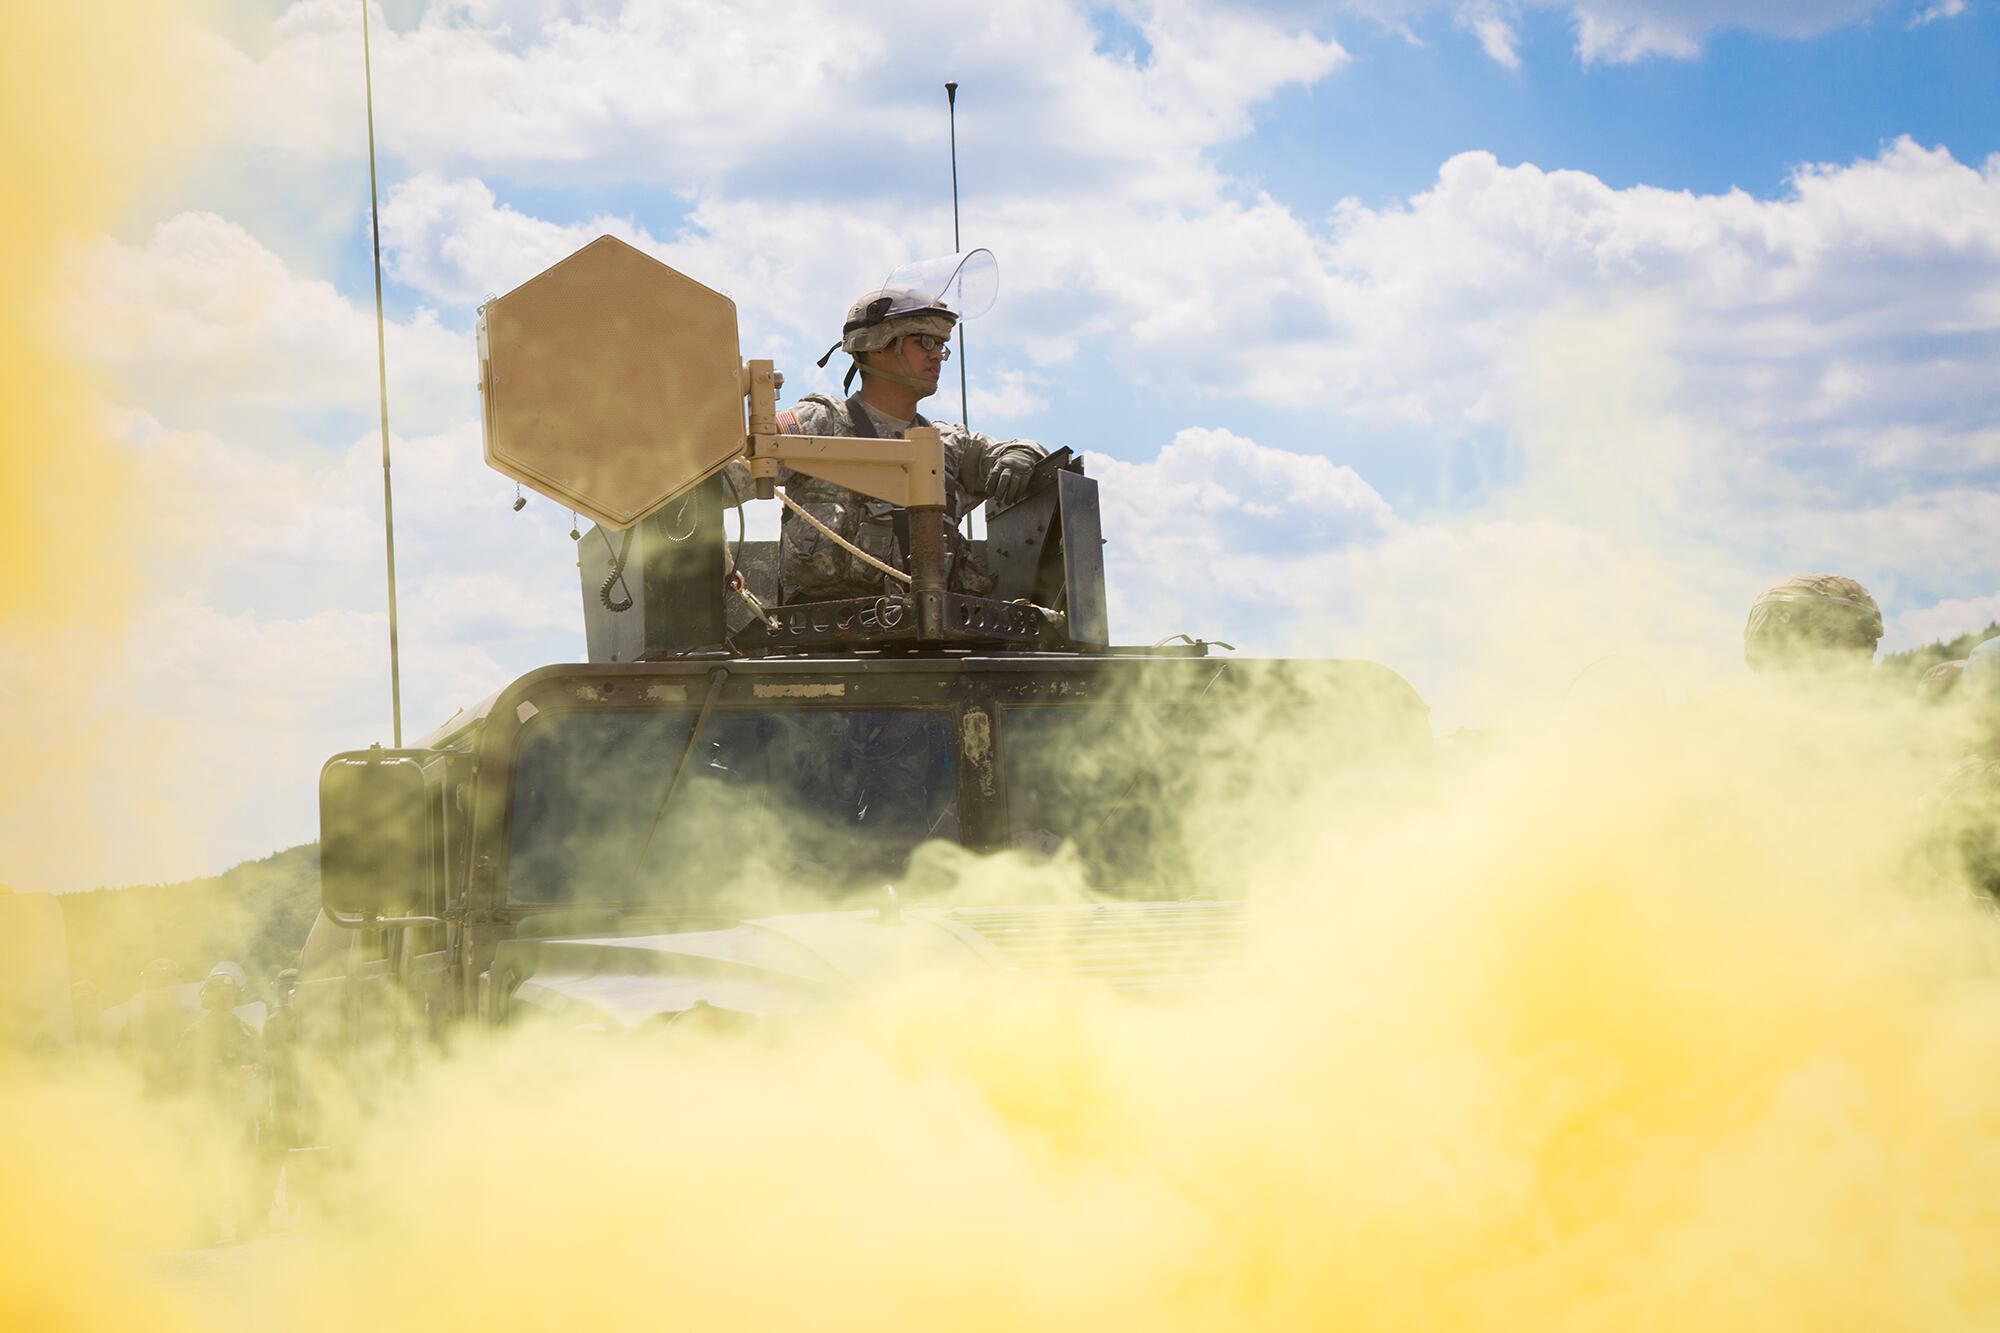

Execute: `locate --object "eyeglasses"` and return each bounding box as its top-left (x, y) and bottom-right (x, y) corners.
top-left (907, 333), bottom-right (952, 356)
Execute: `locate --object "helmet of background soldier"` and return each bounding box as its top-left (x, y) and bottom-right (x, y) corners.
top-left (140, 958), bottom-right (183, 990)
top-left (1742, 574), bottom-right (1884, 674)
top-left (199, 961), bottom-right (247, 1010)
top-left (1919, 658), bottom-right (1967, 704)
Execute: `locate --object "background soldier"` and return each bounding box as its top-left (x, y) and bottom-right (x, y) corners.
top-left (1742, 573), bottom-right (1884, 677)
top-left (180, 961), bottom-right (264, 1239)
top-left (258, 966), bottom-right (302, 1224)
top-left (117, 957), bottom-right (187, 1094)
top-left (724, 285), bottom-right (1045, 604)
top-left (1923, 638), bottom-right (2000, 901)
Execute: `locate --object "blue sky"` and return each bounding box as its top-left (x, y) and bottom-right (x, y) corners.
top-left (1227, 7), bottom-right (2000, 205)
top-left (15, 0), bottom-right (2000, 888)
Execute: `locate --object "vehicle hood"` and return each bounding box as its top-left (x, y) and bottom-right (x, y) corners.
top-left (498, 900), bottom-right (1243, 1030)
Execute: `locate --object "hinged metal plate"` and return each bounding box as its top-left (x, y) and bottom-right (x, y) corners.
top-left (480, 236), bottom-right (745, 530)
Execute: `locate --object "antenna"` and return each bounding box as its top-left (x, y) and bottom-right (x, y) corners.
top-left (361, 1), bottom-right (404, 746)
top-left (945, 81), bottom-right (968, 433)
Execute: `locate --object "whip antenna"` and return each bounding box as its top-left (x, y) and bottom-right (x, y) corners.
top-left (361, 1), bottom-right (404, 746)
top-left (945, 81), bottom-right (969, 433)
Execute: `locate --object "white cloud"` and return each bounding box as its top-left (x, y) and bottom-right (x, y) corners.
top-left (1344, 1), bottom-right (1952, 65)
top-left (204, 0), bottom-right (1343, 196)
top-left (267, 10), bottom-right (2000, 505)
top-left (1461, 10), bottom-right (1523, 68)
top-left (965, 367), bottom-right (1048, 424)
top-left (65, 211), bottom-right (470, 436)
top-left (379, 173), bottom-right (666, 307)
top-left (1091, 426), bottom-right (1399, 634)
top-left (1203, 139), bottom-right (2000, 485)
top-left (1525, 1), bottom-right (1932, 64)
top-left (1084, 421), bottom-right (1751, 725)
top-left (1891, 592), bottom-right (2000, 653)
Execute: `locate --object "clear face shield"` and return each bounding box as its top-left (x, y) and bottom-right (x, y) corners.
top-left (880, 248), bottom-right (997, 323)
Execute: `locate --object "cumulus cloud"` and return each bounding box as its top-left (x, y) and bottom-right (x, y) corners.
top-left (383, 136), bottom-right (2000, 497)
top-left (1556, 0), bottom-right (1885, 63)
top-left (1460, 9), bottom-right (1524, 68)
top-left (1087, 420), bottom-right (1746, 724)
top-left (1091, 426), bottom-right (1398, 634)
top-left (1342, 1), bottom-right (1957, 65)
top-left (202, 0), bottom-right (1343, 198)
top-left (1911, 0), bottom-right (1966, 25)
top-left (1891, 592), bottom-right (2000, 653)
top-left (65, 211), bottom-right (469, 437)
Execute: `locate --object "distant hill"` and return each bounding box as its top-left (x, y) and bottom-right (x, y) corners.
top-left (60, 844), bottom-right (319, 1007)
top-left (1882, 621), bottom-right (2000, 678)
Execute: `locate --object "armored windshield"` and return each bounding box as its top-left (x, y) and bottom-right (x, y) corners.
top-left (1001, 702), bottom-right (1210, 893)
top-left (508, 707), bottom-right (959, 905)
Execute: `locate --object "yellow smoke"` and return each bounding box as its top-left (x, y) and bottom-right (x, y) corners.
top-left (0, 0), bottom-right (201, 624)
top-left (6, 9), bottom-right (2000, 1327)
top-left (0, 0), bottom-right (213, 890)
top-left (15, 672), bottom-right (2000, 1330)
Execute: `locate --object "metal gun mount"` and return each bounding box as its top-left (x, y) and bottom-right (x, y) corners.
top-left (482, 235), bottom-right (1108, 657)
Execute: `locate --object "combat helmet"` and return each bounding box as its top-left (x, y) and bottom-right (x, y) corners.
top-left (1743, 574), bottom-right (1883, 674)
top-left (1919, 658), bottom-right (1967, 704)
top-left (816, 249), bottom-right (996, 393)
top-left (817, 288), bottom-right (956, 393)
top-left (199, 960), bottom-right (247, 1009)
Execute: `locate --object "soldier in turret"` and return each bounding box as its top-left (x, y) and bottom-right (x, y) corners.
top-left (723, 286), bottom-right (1045, 604)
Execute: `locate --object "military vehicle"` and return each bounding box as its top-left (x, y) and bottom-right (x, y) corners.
top-left (295, 239), bottom-right (1429, 1048)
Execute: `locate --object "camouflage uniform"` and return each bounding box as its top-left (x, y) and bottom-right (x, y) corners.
top-left (722, 392), bottom-right (1044, 604)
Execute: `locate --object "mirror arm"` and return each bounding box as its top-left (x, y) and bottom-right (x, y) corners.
top-left (325, 908), bottom-right (453, 931)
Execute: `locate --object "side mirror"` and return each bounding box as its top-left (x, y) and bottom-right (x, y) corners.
top-left (320, 751), bottom-right (433, 923)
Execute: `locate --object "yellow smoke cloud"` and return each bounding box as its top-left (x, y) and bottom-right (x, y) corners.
top-left (5, 10), bottom-right (1998, 1329)
top-left (19, 676), bottom-right (1995, 1330)
top-left (0, 0), bottom-right (202, 625)
top-left (0, 0), bottom-right (215, 890)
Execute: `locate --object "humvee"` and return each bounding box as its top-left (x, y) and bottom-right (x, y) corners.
top-left (296, 240), bottom-right (1428, 1047)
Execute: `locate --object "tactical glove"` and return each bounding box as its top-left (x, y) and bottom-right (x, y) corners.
top-left (988, 455), bottom-right (1036, 506)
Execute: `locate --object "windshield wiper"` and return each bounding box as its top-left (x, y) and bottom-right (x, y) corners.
top-left (629, 666), bottom-right (729, 887)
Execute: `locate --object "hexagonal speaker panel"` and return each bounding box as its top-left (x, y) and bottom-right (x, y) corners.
top-left (479, 236), bottom-right (744, 530)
